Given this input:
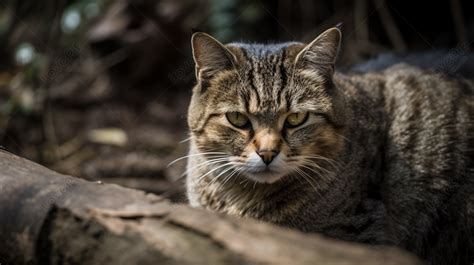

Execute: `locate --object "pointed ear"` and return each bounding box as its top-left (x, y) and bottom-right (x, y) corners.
top-left (295, 27), bottom-right (342, 75)
top-left (191, 32), bottom-right (237, 81)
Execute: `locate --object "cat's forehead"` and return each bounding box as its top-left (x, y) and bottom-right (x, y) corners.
top-left (226, 43), bottom-right (303, 114)
top-left (229, 42), bottom-right (301, 58)
top-left (210, 42), bottom-right (328, 120)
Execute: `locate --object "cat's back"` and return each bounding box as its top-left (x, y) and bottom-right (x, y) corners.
top-left (380, 64), bottom-right (473, 172)
top-left (338, 63), bottom-right (473, 170)
top-left (340, 62), bottom-right (473, 198)
top-left (351, 64), bottom-right (474, 263)
top-left (343, 63), bottom-right (473, 167)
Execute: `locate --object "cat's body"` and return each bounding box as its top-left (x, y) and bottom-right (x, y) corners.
top-left (185, 28), bottom-right (474, 264)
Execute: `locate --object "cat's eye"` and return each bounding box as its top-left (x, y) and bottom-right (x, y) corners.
top-left (285, 112), bottom-right (309, 128)
top-left (226, 112), bottom-right (250, 128)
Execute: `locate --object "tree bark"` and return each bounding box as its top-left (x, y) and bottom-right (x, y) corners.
top-left (0, 150), bottom-right (424, 265)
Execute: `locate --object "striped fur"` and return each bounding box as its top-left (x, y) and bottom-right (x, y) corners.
top-left (186, 28), bottom-right (474, 265)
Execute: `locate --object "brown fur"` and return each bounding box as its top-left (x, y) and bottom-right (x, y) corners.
top-left (185, 28), bottom-right (474, 264)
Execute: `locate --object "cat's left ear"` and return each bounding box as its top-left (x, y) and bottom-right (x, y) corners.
top-left (191, 32), bottom-right (237, 82)
top-left (295, 27), bottom-right (342, 76)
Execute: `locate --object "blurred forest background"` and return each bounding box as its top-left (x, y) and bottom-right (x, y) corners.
top-left (0, 0), bottom-right (473, 202)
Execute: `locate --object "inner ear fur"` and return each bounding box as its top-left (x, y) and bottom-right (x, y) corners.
top-left (295, 27), bottom-right (342, 75)
top-left (191, 32), bottom-right (238, 81)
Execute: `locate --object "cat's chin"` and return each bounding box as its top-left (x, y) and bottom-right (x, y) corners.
top-left (245, 170), bottom-right (285, 184)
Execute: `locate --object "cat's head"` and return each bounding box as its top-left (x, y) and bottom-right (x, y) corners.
top-left (188, 27), bottom-right (348, 184)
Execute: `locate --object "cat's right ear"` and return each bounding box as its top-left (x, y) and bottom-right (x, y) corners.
top-left (191, 32), bottom-right (237, 82)
top-left (294, 27), bottom-right (342, 76)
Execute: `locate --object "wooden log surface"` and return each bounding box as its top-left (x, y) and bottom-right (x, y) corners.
top-left (0, 150), bottom-right (424, 265)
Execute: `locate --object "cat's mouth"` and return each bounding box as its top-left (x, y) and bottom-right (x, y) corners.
top-left (238, 152), bottom-right (289, 184)
top-left (244, 168), bottom-right (286, 184)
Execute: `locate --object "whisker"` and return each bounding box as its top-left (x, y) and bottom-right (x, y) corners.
top-left (206, 166), bottom-right (240, 191)
top-left (197, 162), bottom-right (234, 182)
top-left (298, 154), bottom-right (341, 170)
top-left (301, 154), bottom-right (339, 165)
top-left (222, 167), bottom-right (241, 187)
top-left (287, 167), bottom-right (304, 185)
top-left (210, 164), bottom-right (236, 185)
top-left (179, 136), bottom-right (193, 143)
top-left (299, 163), bottom-right (332, 182)
top-left (294, 168), bottom-right (319, 193)
top-left (180, 157), bottom-right (230, 177)
top-left (240, 170), bottom-right (251, 186)
top-left (301, 168), bottom-right (324, 195)
top-left (300, 159), bottom-right (333, 175)
top-left (241, 178), bottom-right (250, 187)
top-left (167, 152), bottom-right (227, 167)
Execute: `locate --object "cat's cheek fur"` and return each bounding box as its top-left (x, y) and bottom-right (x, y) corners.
top-left (311, 126), bottom-right (345, 158)
top-left (286, 123), bottom-right (344, 159)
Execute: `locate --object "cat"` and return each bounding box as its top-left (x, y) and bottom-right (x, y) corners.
top-left (185, 27), bottom-right (474, 265)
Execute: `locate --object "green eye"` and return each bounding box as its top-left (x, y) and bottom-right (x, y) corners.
top-left (285, 112), bottom-right (308, 128)
top-left (226, 112), bottom-right (250, 128)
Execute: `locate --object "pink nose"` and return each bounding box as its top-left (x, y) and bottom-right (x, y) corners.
top-left (257, 150), bottom-right (278, 165)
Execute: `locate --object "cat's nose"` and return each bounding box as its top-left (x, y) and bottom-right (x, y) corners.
top-left (257, 150), bottom-right (278, 165)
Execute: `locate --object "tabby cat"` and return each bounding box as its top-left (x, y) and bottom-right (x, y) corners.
top-left (185, 27), bottom-right (474, 265)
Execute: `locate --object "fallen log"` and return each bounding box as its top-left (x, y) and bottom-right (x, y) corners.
top-left (0, 150), bottom-right (424, 265)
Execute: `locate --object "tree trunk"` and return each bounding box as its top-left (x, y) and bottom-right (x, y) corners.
top-left (0, 150), bottom-right (424, 265)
